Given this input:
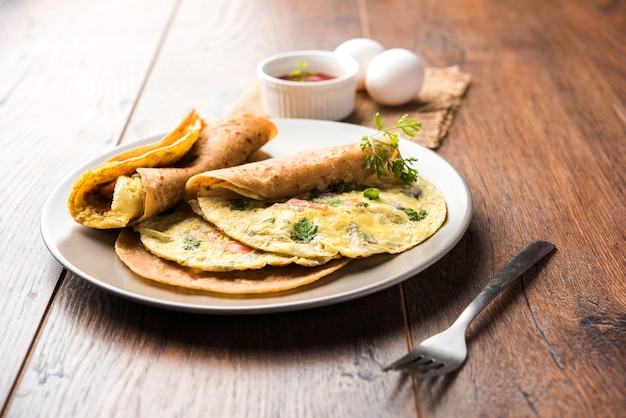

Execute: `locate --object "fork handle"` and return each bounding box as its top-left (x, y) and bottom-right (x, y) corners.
top-left (452, 240), bottom-right (556, 331)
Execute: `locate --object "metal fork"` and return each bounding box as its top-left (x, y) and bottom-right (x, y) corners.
top-left (383, 240), bottom-right (556, 378)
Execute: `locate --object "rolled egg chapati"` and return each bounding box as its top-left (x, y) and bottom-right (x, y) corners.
top-left (184, 142), bottom-right (399, 203)
top-left (114, 139), bottom-right (446, 295)
top-left (185, 141), bottom-right (447, 260)
top-left (68, 111), bottom-right (277, 229)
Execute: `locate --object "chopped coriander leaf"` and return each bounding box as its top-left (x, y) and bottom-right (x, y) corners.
top-left (403, 208), bottom-right (428, 222)
top-left (287, 61), bottom-right (315, 81)
top-left (360, 113), bottom-right (421, 184)
top-left (229, 200), bottom-right (249, 211)
top-left (326, 199), bottom-right (343, 206)
top-left (183, 236), bottom-right (201, 250)
top-left (363, 188), bottom-right (380, 200)
top-left (291, 217), bottom-right (318, 243)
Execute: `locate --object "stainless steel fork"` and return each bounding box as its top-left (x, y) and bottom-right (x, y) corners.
top-left (383, 240), bottom-right (556, 378)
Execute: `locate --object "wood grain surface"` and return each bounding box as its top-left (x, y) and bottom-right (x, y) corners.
top-left (0, 0), bottom-right (178, 406)
top-left (1, 0), bottom-right (624, 417)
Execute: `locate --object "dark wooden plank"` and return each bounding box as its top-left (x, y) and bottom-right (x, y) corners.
top-left (363, 0), bottom-right (626, 415)
top-left (12, 276), bottom-right (414, 417)
top-left (0, 0), bottom-right (177, 407)
top-left (558, 0), bottom-right (626, 106)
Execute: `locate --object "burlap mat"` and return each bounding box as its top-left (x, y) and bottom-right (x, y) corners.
top-left (227, 65), bottom-right (470, 149)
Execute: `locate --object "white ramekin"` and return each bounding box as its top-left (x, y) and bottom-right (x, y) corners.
top-left (256, 50), bottom-right (359, 120)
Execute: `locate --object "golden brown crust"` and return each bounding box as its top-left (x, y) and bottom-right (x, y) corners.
top-left (68, 112), bottom-right (277, 229)
top-left (115, 229), bottom-right (349, 294)
top-left (185, 142), bottom-right (397, 201)
top-left (132, 113), bottom-right (277, 225)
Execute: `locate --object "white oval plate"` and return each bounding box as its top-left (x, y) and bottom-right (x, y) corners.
top-left (41, 119), bottom-right (472, 314)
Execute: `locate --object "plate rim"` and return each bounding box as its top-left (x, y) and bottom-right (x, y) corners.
top-left (41, 118), bottom-right (472, 314)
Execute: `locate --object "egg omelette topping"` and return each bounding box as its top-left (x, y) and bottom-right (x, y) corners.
top-left (135, 205), bottom-right (333, 272)
top-left (196, 175), bottom-right (446, 260)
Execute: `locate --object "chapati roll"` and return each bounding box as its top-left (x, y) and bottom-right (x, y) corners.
top-left (68, 111), bottom-right (277, 228)
top-left (184, 142), bottom-right (399, 203)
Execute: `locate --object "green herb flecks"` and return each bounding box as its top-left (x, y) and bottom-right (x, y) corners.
top-left (291, 217), bottom-right (318, 243)
top-left (320, 199), bottom-right (342, 206)
top-left (360, 113), bottom-right (421, 184)
top-left (403, 208), bottom-right (428, 222)
top-left (183, 236), bottom-right (201, 250)
top-left (363, 188), bottom-right (380, 200)
top-left (229, 200), bottom-right (249, 211)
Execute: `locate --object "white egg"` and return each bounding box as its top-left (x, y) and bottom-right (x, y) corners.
top-left (334, 38), bottom-right (385, 90)
top-left (365, 48), bottom-right (424, 106)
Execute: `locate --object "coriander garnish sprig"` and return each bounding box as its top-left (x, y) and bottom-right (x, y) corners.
top-left (287, 60), bottom-right (316, 82)
top-left (360, 113), bottom-right (422, 184)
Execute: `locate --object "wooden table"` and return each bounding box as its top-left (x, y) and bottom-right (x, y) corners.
top-left (2, 0), bottom-right (625, 416)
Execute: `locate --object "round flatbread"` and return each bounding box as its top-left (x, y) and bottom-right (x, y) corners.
top-left (115, 229), bottom-right (350, 294)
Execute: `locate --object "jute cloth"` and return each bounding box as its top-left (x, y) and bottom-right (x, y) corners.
top-left (227, 65), bottom-right (470, 149)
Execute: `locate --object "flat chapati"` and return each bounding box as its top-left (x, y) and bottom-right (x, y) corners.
top-left (115, 229), bottom-right (350, 294)
top-left (68, 111), bottom-right (277, 229)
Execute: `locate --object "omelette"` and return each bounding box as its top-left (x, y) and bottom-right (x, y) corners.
top-left (196, 176), bottom-right (447, 259)
top-left (135, 205), bottom-right (333, 271)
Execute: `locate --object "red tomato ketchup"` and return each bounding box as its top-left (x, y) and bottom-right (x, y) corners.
top-left (279, 72), bottom-right (336, 82)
